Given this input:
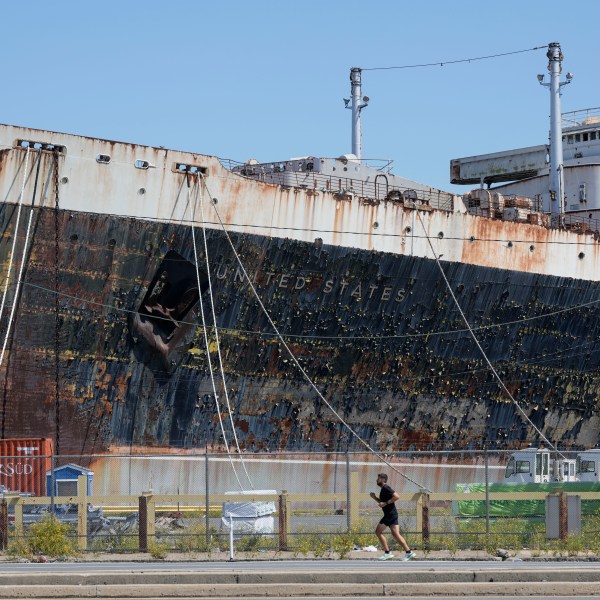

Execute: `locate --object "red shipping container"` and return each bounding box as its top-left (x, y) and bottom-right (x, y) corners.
top-left (0, 438), bottom-right (54, 496)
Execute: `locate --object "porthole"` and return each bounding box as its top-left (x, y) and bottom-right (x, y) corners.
top-left (373, 222), bottom-right (379, 229)
top-left (579, 252), bottom-right (585, 259)
top-left (507, 241), bottom-right (513, 248)
top-left (96, 154), bottom-right (111, 164)
top-left (405, 226), bottom-right (412, 233)
top-left (138, 188), bottom-right (146, 195)
top-left (60, 177), bottom-right (69, 184)
top-left (135, 160), bottom-right (150, 169)
top-left (438, 232), bottom-right (444, 239)
top-left (529, 245), bottom-right (535, 252)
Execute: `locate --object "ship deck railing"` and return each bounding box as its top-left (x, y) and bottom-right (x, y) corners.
top-left (219, 158), bottom-right (455, 212)
top-left (562, 106), bottom-right (600, 129)
top-left (466, 194), bottom-right (600, 235)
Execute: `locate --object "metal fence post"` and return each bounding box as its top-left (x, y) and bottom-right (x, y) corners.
top-left (77, 474), bottom-right (87, 551)
top-left (349, 471), bottom-right (359, 529)
top-left (420, 492), bottom-right (430, 549)
top-left (416, 493), bottom-right (422, 538)
top-left (484, 448), bottom-right (490, 538)
top-left (139, 494), bottom-right (148, 552)
top-left (50, 452), bottom-right (56, 515)
top-left (278, 490), bottom-right (288, 551)
top-left (0, 500), bottom-right (7, 550)
top-left (346, 452), bottom-right (350, 532)
top-left (205, 449), bottom-right (209, 549)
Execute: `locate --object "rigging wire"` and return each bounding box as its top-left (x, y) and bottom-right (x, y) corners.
top-left (200, 174), bottom-right (430, 491)
top-left (192, 177), bottom-right (253, 489)
top-left (416, 211), bottom-right (563, 457)
top-left (362, 45), bottom-right (548, 71)
top-left (188, 177), bottom-right (244, 491)
top-left (0, 148), bottom-right (30, 358)
top-left (0, 150), bottom-right (40, 367)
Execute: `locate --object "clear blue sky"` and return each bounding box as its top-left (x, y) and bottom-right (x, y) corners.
top-left (1, 0), bottom-right (597, 193)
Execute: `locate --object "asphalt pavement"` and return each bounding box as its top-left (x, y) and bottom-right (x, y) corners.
top-left (1, 557), bottom-right (600, 597)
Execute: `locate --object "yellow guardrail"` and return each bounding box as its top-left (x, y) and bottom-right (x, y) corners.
top-left (101, 505), bottom-right (221, 514)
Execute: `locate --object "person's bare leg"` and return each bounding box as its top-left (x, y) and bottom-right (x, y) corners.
top-left (389, 525), bottom-right (410, 552)
top-left (375, 523), bottom-right (389, 552)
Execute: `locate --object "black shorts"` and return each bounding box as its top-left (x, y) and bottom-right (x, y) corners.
top-left (379, 513), bottom-right (399, 527)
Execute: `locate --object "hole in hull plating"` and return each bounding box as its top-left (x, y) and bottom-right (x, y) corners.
top-left (131, 250), bottom-right (206, 372)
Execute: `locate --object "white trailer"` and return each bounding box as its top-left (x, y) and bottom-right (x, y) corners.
top-left (504, 448), bottom-right (576, 483)
top-left (576, 449), bottom-right (600, 482)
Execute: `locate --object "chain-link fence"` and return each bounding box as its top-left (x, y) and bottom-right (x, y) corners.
top-left (2, 450), bottom-right (600, 555)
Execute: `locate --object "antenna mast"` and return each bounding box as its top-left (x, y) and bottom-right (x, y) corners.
top-left (345, 68), bottom-right (369, 160)
top-left (538, 42), bottom-right (572, 224)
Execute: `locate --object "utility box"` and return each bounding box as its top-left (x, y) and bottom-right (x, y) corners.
top-left (46, 464), bottom-right (93, 497)
top-left (546, 494), bottom-right (581, 539)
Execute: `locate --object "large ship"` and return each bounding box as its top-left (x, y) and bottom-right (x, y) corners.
top-left (0, 42), bottom-right (599, 456)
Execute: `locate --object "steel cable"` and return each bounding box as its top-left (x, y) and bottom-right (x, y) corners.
top-left (200, 174), bottom-right (431, 491)
top-left (193, 179), bottom-right (254, 489)
top-left (188, 176), bottom-right (244, 491)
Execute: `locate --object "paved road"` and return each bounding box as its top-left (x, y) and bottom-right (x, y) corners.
top-left (2, 558), bottom-right (600, 572)
top-left (2, 560), bottom-right (599, 598)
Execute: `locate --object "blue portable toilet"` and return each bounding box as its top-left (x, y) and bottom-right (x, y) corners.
top-left (46, 464), bottom-right (93, 497)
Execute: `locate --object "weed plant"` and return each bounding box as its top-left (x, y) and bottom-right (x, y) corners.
top-left (88, 531), bottom-right (140, 553)
top-left (171, 523), bottom-right (220, 553)
top-left (8, 518), bottom-right (76, 558)
top-left (148, 541), bottom-right (169, 559)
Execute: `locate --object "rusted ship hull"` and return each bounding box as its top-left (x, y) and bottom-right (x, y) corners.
top-left (1, 124), bottom-right (599, 454)
top-left (2, 209), bottom-right (600, 455)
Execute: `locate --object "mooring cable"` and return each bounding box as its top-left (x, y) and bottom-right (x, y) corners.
top-left (187, 176), bottom-right (244, 491)
top-left (200, 174), bottom-right (430, 491)
top-left (193, 178), bottom-right (254, 489)
top-left (416, 211), bottom-right (563, 457)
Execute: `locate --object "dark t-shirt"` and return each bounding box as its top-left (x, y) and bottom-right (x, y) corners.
top-left (379, 484), bottom-right (398, 517)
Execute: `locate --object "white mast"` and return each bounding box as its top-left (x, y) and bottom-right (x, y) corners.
top-left (344, 68), bottom-right (369, 160)
top-left (538, 42), bottom-right (572, 223)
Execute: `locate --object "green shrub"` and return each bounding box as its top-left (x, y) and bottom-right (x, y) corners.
top-left (9, 517), bottom-right (76, 558)
top-left (87, 531), bottom-right (139, 553)
top-left (291, 529), bottom-right (330, 557)
top-left (172, 523), bottom-right (219, 553)
top-left (149, 541), bottom-right (169, 559)
top-left (331, 532), bottom-right (354, 558)
top-left (235, 533), bottom-right (274, 553)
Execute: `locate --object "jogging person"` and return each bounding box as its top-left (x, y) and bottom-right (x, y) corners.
top-left (370, 473), bottom-right (415, 561)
